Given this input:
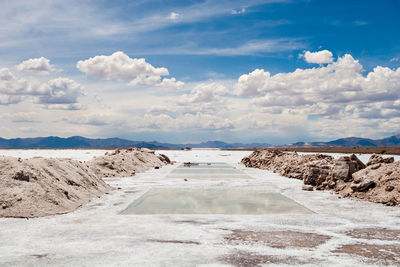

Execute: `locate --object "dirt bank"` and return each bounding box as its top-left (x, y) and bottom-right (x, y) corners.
top-left (0, 156), bottom-right (111, 218)
top-left (242, 150), bottom-right (399, 206)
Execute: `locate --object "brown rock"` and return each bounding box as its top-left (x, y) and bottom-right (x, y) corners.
top-left (331, 154), bottom-right (365, 182)
top-left (302, 184), bottom-right (314, 191)
top-left (351, 180), bottom-right (376, 192)
top-left (366, 154), bottom-right (394, 166)
top-left (384, 185), bottom-right (394, 192)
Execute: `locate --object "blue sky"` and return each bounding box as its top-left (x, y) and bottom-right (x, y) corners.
top-left (0, 0), bottom-right (399, 144)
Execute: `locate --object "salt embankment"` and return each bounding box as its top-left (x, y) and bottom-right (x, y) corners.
top-left (0, 156), bottom-right (110, 218)
top-left (242, 150), bottom-right (399, 206)
top-left (87, 148), bottom-right (171, 178)
top-left (0, 148), bottom-right (171, 218)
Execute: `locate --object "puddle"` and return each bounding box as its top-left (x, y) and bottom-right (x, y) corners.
top-left (120, 188), bottom-right (312, 215)
top-left (171, 169), bottom-right (241, 174)
top-left (168, 162), bottom-right (251, 179)
top-left (179, 162), bottom-right (234, 169)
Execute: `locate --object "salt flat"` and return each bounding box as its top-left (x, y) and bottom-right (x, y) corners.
top-left (0, 149), bottom-right (399, 266)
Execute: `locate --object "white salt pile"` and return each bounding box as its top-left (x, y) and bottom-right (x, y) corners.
top-left (0, 156), bottom-right (110, 218)
top-left (87, 148), bottom-right (171, 178)
top-left (0, 148), bottom-right (171, 218)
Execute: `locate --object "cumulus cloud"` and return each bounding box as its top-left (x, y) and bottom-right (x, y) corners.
top-left (0, 68), bottom-right (39, 105)
top-left (301, 50), bottom-right (334, 64)
top-left (157, 77), bottom-right (184, 90)
top-left (237, 54), bottom-right (369, 101)
top-left (0, 68), bottom-right (14, 80)
top-left (0, 67), bottom-right (86, 108)
top-left (17, 57), bottom-right (55, 74)
top-left (236, 69), bottom-right (271, 97)
top-left (236, 53), bottom-right (400, 136)
top-left (179, 82), bottom-right (228, 103)
top-left (76, 51), bottom-right (170, 86)
top-left (38, 78), bottom-right (84, 104)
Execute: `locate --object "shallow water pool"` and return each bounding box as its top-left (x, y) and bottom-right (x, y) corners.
top-left (121, 188), bottom-right (313, 215)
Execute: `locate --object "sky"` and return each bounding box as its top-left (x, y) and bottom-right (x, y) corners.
top-left (0, 0), bottom-right (400, 144)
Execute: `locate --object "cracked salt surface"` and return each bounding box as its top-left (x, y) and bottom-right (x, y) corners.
top-left (0, 149), bottom-right (400, 266)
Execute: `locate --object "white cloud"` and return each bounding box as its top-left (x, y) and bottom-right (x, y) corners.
top-left (390, 57), bottom-right (400, 62)
top-left (301, 50), bottom-right (334, 64)
top-left (237, 54), bottom-right (369, 101)
top-left (136, 112), bottom-right (234, 131)
top-left (236, 69), bottom-right (271, 96)
top-left (0, 67), bottom-right (86, 108)
top-left (235, 53), bottom-right (400, 138)
top-left (179, 82), bottom-right (228, 103)
top-left (113, 52), bottom-right (400, 141)
top-left (0, 68), bottom-right (14, 80)
top-left (43, 103), bottom-right (84, 110)
top-left (169, 12), bottom-right (179, 20)
top-left (0, 68), bottom-right (38, 100)
top-left (17, 57), bottom-right (55, 74)
top-left (76, 51), bottom-right (170, 86)
top-left (157, 77), bottom-right (184, 90)
top-left (38, 78), bottom-right (84, 104)
top-left (252, 95), bottom-right (312, 107)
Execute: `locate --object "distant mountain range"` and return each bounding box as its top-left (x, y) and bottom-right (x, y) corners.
top-left (0, 135), bottom-right (399, 149)
top-left (0, 136), bottom-right (271, 149)
top-left (288, 135), bottom-right (400, 147)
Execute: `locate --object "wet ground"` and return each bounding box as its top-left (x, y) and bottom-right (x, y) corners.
top-left (0, 149), bottom-right (399, 266)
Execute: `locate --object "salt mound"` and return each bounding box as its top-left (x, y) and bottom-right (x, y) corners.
top-left (242, 150), bottom-right (400, 206)
top-left (87, 148), bottom-right (171, 178)
top-left (0, 156), bottom-right (111, 218)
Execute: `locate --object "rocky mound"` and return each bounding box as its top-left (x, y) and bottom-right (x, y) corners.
top-left (241, 150), bottom-right (334, 183)
top-left (87, 148), bottom-right (171, 178)
top-left (336, 160), bottom-right (400, 206)
top-left (0, 156), bottom-right (111, 218)
top-left (242, 151), bottom-right (399, 206)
